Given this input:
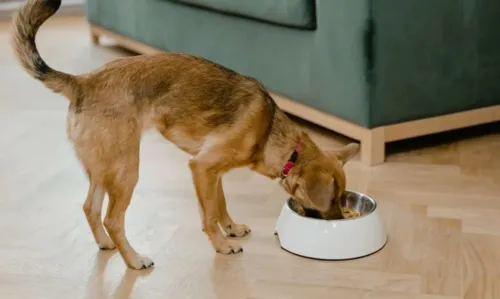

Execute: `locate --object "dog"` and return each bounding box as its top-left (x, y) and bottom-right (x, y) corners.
top-left (11, 0), bottom-right (360, 270)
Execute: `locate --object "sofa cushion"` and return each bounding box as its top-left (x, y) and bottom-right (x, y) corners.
top-left (167, 0), bottom-right (316, 29)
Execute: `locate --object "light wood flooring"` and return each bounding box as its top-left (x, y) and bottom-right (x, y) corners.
top-left (1, 16), bottom-right (500, 299)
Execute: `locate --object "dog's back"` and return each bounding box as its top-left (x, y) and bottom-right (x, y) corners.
top-left (11, 0), bottom-right (275, 154)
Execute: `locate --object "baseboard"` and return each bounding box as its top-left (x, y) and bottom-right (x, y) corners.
top-left (0, 0), bottom-right (85, 20)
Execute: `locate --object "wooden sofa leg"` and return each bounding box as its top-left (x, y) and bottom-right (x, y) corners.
top-left (91, 30), bottom-right (99, 45)
top-left (361, 127), bottom-right (385, 166)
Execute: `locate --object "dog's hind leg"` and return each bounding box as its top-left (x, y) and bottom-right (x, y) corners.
top-left (83, 179), bottom-right (115, 250)
top-left (102, 151), bottom-right (154, 270)
top-left (68, 111), bottom-right (150, 269)
top-left (216, 178), bottom-right (251, 238)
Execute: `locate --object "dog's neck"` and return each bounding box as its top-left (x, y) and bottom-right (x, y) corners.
top-left (251, 109), bottom-right (317, 182)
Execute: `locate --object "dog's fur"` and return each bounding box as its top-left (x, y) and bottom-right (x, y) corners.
top-left (11, 0), bottom-right (360, 269)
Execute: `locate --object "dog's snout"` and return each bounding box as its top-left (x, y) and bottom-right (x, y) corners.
top-left (317, 198), bottom-right (332, 213)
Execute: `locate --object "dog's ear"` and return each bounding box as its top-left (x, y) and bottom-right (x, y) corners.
top-left (295, 169), bottom-right (334, 212)
top-left (327, 143), bottom-right (360, 166)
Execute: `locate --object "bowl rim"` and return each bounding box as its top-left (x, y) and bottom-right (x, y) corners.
top-left (286, 190), bottom-right (378, 222)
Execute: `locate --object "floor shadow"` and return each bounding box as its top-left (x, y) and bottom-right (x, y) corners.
top-left (211, 255), bottom-right (249, 299)
top-left (112, 267), bottom-right (154, 299)
top-left (386, 121), bottom-right (500, 156)
top-left (83, 251), bottom-right (154, 299)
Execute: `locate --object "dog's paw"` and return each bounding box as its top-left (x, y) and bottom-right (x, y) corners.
top-left (98, 239), bottom-right (116, 250)
top-left (216, 242), bottom-right (243, 255)
top-left (128, 255), bottom-right (155, 270)
top-left (226, 223), bottom-right (251, 238)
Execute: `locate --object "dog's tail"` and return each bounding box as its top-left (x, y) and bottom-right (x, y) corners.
top-left (11, 0), bottom-right (77, 98)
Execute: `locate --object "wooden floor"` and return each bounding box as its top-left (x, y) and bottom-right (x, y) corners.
top-left (1, 16), bottom-right (500, 299)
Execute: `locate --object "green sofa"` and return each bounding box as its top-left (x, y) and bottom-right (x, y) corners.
top-left (85, 0), bottom-right (500, 165)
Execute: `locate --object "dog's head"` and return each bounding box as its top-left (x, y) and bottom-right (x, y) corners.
top-left (284, 142), bottom-right (359, 213)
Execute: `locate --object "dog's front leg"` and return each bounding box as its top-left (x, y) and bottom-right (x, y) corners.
top-left (189, 159), bottom-right (243, 254)
top-left (216, 177), bottom-right (251, 238)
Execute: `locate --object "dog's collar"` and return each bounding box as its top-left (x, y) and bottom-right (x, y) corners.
top-left (280, 137), bottom-right (302, 179)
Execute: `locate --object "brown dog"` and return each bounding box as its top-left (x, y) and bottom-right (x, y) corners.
top-left (11, 0), bottom-right (360, 269)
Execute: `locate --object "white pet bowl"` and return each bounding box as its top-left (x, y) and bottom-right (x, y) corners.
top-left (275, 191), bottom-right (388, 260)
